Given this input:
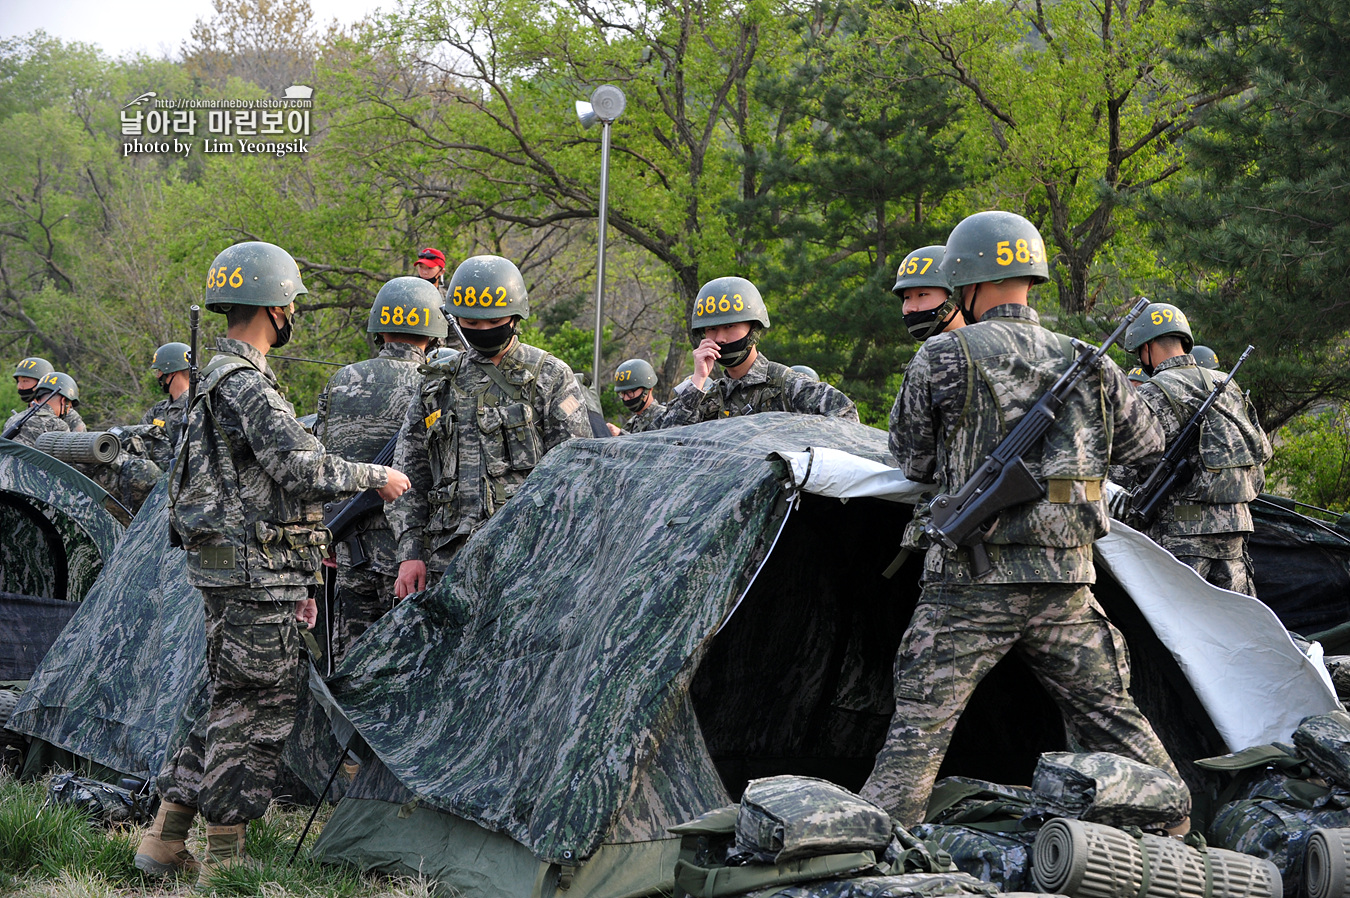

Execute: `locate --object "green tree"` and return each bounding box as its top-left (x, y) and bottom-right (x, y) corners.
top-left (1149, 0), bottom-right (1350, 430)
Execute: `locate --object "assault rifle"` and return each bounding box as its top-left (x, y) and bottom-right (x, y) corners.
top-left (168, 306), bottom-right (200, 549)
top-left (923, 296), bottom-right (1153, 578)
top-left (2, 387), bottom-right (58, 441)
top-left (322, 432), bottom-right (399, 568)
top-left (186, 305), bottom-right (200, 417)
top-left (1127, 344), bottom-right (1254, 528)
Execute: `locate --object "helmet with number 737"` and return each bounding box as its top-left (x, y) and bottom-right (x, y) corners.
top-left (202, 241), bottom-right (308, 312)
top-left (444, 255), bottom-right (530, 320)
top-left (368, 277), bottom-right (449, 338)
top-left (689, 276), bottom-right (771, 333)
top-left (941, 211), bottom-right (1050, 288)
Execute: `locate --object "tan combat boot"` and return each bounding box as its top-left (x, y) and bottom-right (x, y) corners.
top-left (134, 801), bottom-right (201, 878)
top-left (202, 822), bottom-right (249, 870)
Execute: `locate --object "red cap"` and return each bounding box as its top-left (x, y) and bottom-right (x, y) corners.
top-left (415, 247), bottom-right (446, 267)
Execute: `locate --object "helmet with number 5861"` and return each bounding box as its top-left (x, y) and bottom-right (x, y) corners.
top-left (368, 277), bottom-right (449, 338)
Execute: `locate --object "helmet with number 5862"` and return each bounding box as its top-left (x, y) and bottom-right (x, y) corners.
top-left (941, 211), bottom-right (1050, 288)
top-left (203, 241), bottom-right (308, 311)
top-left (368, 277), bottom-right (449, 338)
top-left (689, 276), bottom-right (770, 333)
top-left (444, 255), bottom-right (530, 320)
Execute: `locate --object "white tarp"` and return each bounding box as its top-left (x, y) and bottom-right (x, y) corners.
top-left (778, 447), bottom-right (1341, 751)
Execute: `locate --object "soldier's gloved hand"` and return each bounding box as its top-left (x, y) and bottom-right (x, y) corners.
top-left (396, 560), bottom-right (427, 600)
top-left (294, 598), bottom-right (318, 629)
top-left (377, 467), bottom-right (411, 501)
top-left (1107, 486), bottom-right (1134, 522)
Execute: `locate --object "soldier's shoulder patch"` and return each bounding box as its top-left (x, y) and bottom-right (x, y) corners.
top-left (424, 409), bottom-right (441, 429)
top-left (558, 395), bottom-right (580, 418)
top-left (152, 418), bottom-right (166, 427)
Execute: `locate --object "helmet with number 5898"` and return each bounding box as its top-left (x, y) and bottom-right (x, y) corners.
top-left (203, 241), bottom-right (308, 311)
top-left (368, 277), bottom-right (449, 338)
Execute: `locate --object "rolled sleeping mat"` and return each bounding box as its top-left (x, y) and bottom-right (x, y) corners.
top-left (34, 430), bottom-right (121, 465)
top-left (1305, 829), bottom-right (1350, 898)
top-left (1032, 818), bottom-right (1282, 898)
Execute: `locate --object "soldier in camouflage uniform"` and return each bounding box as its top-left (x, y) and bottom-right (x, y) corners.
top-left (658, 277), bottom-right (859, 426)
top-left (13, 357), bottom-right (89, 433)
top-left (316, 277), bottom-right (447, 661)
top-left (1121, 303), bottom-right (1271, 595)
top-left (862, 211), bottom-right (1182, 826)
top-left (136, 241), bottom-right (410, 877)
top-left (3, 372), bottom-right (75, 448)
top-left (390, 255), bottom-right (592, 599)
top-left (607, 358), bottom-right (667, 435)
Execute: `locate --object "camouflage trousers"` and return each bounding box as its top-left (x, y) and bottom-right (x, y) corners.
top-left (158, 585), bottom-right (307, 824)
top-left (332, 565), bottom-right (397, 665)
top-left (1161, 534), bottom-right (1256, 597)
top-left (860, 582), bottom-right (1179, 825)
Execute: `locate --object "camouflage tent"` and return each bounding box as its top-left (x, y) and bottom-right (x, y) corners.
top-left (310, 414), bottom-right (1335, 898)
top-left (7, 481), bottom-right (342, 795)
top-left (0, 440), bottom-right (124, 681)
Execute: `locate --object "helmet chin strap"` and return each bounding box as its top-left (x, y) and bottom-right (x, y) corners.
top-left (959, 283), bottom-right (982, 325)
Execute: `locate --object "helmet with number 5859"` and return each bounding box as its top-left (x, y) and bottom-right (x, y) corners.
top-left (941, 211), bottom-right (1050, 288)
top-left (203, 241), bottom-right (308, 311)
top-left (444, 255), bottom-right (530, 320)
top-left (689, 276), bottom-right (771, 333)
top-left (368, 277), bottom-right (449, 338)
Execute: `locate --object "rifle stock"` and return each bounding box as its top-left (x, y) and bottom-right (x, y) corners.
top-left (922, 296), bottom-right (1152, 577)
top-left (1127, 344), bottom-right (1254, 528)
top-left (2, 388), bottom-right (58, 441)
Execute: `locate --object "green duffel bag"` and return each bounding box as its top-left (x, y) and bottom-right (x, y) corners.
top-left (737, 776), bottom-right (894, 864)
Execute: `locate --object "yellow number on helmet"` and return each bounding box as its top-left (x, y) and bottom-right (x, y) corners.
top-left (380, 306), bottom-right (391, 324)
top-left (733, 294), bottom-right (744, 312)
top-left (464, 286), bottom-right (478, 306)
top-left (407, 307), bottom-right (420, 326)
top-left (228, 267), bottom-right (244, 288)
top-left (919, 257), bottom-right (933, 274)
top-left (392, 306), bottom-right (405, 325)
top-left (1015, 240), bottom-right (1030, 263)
top-left (995, 241), bottom-right (1013, 266)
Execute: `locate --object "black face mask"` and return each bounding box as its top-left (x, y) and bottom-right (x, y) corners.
top-left (156, 372), bottom-right (173, 395)
top-left (621, 390), bottom-right (649, 413)
top-left (462, 321), bottom-right (516, 356)
top-left (269, 309), bottom-right (294, 348)
top-left (16, 384), bottom-right (35, 402)
top-left (903, 298), bottom-right (959, 342)
top-left (716, 334), bottom-right (753, 369)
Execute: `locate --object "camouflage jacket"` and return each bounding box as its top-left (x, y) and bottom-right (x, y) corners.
top-left (660, 353), bottom-right (859, 426)
top-left (1131, 354), bottom-right (1271, 542)
top-left (137, 392), bottom-right (188, 469)
top-left (622, 400), bottom-right (668, 434)
top-left (315, 341), bottom-right (425, 577)
top-left (61, 409), bottom-right (86, 433)
top-left (389, 339), bottom-right (591, 572)
top-left (4, 404), bottom-right (70, 448)
top-left (168, 337), bottom-right (390, 589)
top-left (891, 303), bottom-right (1164, 584)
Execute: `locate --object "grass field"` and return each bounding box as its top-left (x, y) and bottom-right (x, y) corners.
top-left (0, 772), bottom-right (437, 898)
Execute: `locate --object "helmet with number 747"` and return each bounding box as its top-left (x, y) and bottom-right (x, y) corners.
top-left (941, 211), bottom-right (1050, 288)
top-left (368, 277), bottom-right (449, 338)
top-left (689, 276), bottom-right (771, 333)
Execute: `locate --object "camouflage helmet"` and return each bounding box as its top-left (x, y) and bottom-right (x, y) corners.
top-left (613, 358), bottom-right (658, 392)
top-left (151, 342), bottom-right (191, 374)
top-left (892, 245), bottom-right (952, 297)
top-left (203, 241), bottom-right (308, 312)
top-left (39, 372), bottom-right (78, 406)
top-left (13, 357), bottom-right (54, 381)
top-left (789, 365), bottom-right (820, 382)
top-left (941, 211), bottom-right (1049, 288)
top-left (369, 277), bottom-right (450, 338)
top-left (444, 255), bottom-right (529, 320)
top-left (1192, 345), bottom-right (1220, 369)
top-left (1122, 302), bottom-right (1195, 353)
top-left (427, 347), bottom-right (462, 368)
top-left (690, 276), bottom-right (770, 332)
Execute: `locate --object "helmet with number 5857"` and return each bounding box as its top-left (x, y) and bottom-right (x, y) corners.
top-left (203, 241), bottom-right (308, 311)
top-left (941, 211), bottom-right (1050, 288)
top-left (444, 255), bottom-right (530, 320)
top-left (368, 277), bottom-right (449, 338)
top-left (689, 276), bottom-right (771, 333)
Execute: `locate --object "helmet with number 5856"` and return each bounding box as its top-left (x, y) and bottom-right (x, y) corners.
top-left (203, 241), bottom-right (308, 311)
top-left (941, 211), bottom-right (1050, 288)
top-left (444, 255), bottom-right (530, 320)
top-left (368, 277), bottom-right (449, 338)
top-left (689, 276), bottom-right (771, 333)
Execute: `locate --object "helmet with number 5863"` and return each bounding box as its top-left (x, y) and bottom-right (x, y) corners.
top-left (368, 277), bottom-right (449, 338)
top-left (689, 276), bottom-right (770, 333)
top-left (941, 211), bottom-right (1050, 288)
top-left (444, 255), bottom-right (530, 320)
top-left (203, 241), bottom-right (308, 311)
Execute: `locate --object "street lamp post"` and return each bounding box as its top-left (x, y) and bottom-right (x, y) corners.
top-left (576, 85), bottom-right (626, 401)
